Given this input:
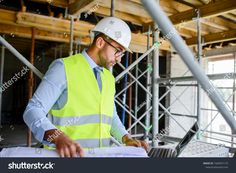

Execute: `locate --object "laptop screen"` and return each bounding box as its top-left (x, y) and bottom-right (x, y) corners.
top-left (148, 122), bottom-right (199, 158)
top-left (174, 122), bottom-right (199, 156)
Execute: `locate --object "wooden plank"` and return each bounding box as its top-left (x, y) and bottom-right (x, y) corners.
top-left (181, 0), bottom-right (203, 6)
top-left (176, 28), bottom-right (196, 38)
top-left (0, 9), bottom-right (17, 25)
top-left (29, 0), bottom-right (68, 7)
top-left (222, 13), bottom-right (236, 22)
top-left (70, 0), bottom-right (151, 19)
top-left (130, 0), bottom-right (192, 11)
top-left (160, 0), bottom-right (192, 13)
top-left (143, 1), bottom-right (235, 35)
top-left (186, 29), bottom-right (236, 45)
top-left (0, 23), bottom-right (170, 53)
top-left (201, 17), bottom-right (234, 30)
top-left (0, 7), bottom-right (168, 53)
top-left (95, 6), bottom-right (149, 25)
top-left (177, 22), bottom-right (209, 35)
top-left (0, 24), bottom-right (70, 43)
top-left (98, 0), bottom-right (151, 18)
top-left (204, 46), bottom-right (236, 57)
top-left (16, 12), bottom-right (94, 37)
top-left (69, 0), bottom-right (95, 14)
top-left (129, 0), bottom-right (142, 4)
top-left (146, 0), bottom-right (236, 26)
top-left (172, 0), bottom-right (236, 25)
top-left (174, 0), bottom-right (198, 8)
top-left (230, 10), bottom-right (236, 16)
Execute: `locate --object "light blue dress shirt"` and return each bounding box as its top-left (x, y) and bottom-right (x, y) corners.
top-left (23, 49), bottom-right (128, 145)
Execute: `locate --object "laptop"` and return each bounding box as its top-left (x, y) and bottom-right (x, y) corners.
top-left (148, 122), bottom-right (199, 158)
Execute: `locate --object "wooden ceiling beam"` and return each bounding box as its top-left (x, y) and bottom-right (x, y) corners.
top-left (176, 27), bottom-right (196, 38)
top-left (146, 0), bottom-right (236, 26)
top-left (0, 9), bottom-right (17, 25)
top-left (69, 0), bottom-right (95, 15)
top-left (160, 0), bottom-right (192, 12)
top-left (177, 22), bottom-right (209, 35)
top-left (221, 13), bottom-right (236, 22)
top-left (69, 0), bottom-right (151, 20)
top-left (0, 23), bottom-right (170, 53)
top-left (186, 29), bottom-right (236, 45)
top-left (94, 6), bottom-right (149, 25)
top-left (143, 0), bottom-right (235, 36)
top-left (173, 0), bottom-right (198, 8)
top-left (16, 11), bottom-right (94, 37)
top-left (29, 0), bottom-right (68, 7)
top-left (0, 24), bottom-right (71, 43)
top-left (171, 0), bottom-right (236, 25)
top-left (68, 0), bottom-right (230, 38)
top-left (0, 9), bottom-right (169, 53)
top-left (201, 17), bottom-right (235, 30)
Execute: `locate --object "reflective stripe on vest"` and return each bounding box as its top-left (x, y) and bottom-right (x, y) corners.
top-left (47, 54), bottom-right (115, 149)
top-left (47, 114), bottom-right (112, 126)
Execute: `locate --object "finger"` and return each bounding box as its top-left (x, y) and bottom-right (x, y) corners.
top-left (75, 143), bottom-right (85, 157)
top-left (64, 147), bottom-right (71, 158)
top-left (58, 149), bottom-right (65, 158)
top-left (140, 141), bottom-right (149, 152)
top-left (135, 140), bottom-right (142, 147)
top-left (130, 140), bottom-right (141, 147)
top-left (69, 144), bottom-right (77, 157)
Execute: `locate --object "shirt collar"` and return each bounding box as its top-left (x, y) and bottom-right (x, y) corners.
top-left (82, 49), bottom-right (103, 71)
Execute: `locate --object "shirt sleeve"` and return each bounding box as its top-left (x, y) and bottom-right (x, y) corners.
top-left (110, 103), bottom-right (129, 143)
top-left (23, 59), bottom-right (66, 143)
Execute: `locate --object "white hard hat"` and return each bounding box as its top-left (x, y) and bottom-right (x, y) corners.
top-left (92, 17), bottom-right (132, 52)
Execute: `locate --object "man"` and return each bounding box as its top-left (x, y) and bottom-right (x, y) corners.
top-left (23, 17), bottom-right (148, 158)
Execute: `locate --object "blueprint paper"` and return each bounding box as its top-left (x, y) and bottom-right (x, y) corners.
top-left (0, 146), bottom-right (148, 158)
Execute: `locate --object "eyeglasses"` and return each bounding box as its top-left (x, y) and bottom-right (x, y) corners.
top-left (103, 38), bottom-right (125, 58)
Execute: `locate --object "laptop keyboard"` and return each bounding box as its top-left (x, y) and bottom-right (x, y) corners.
top-left (148, 148), bottom-right (177, 158)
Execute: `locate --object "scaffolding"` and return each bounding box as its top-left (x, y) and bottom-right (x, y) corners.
top-left (0, 0), bottom-right (236, 155)
top-left (112, 0), bottom-right (236, 153)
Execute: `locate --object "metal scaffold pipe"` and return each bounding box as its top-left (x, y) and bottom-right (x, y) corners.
top-left (145, 25), bottom-right (151, 142)
top-left (152, 22), bottom-right (160, 147)
top-left (157, 73), bottom-right (236, 83)
top-left (111, 0), bottom-right (115, 17)
top-left (0, 36), bottom-right (43, 79)
top-left (141, 0), bottom-right (236, 133)
top-left (0, 35), bottom-right (5, 126)
top-left (69, 15), bottom-right (75, 56)
top-left (115, 42), bottom-right (159, 82)
top-left (196, 9), bottom-right (202, 139)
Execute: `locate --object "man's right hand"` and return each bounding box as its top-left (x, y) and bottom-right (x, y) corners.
top-left (44, 129), bottom-right (84, 158)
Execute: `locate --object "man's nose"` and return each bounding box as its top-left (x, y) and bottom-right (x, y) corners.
top-left (116, 56), bottom-right (122, 63)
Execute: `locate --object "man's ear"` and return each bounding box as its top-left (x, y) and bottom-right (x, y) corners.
top-left (96, 37), bottom-right (105, 49)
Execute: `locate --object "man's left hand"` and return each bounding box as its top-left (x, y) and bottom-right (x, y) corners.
top-left (122, 134), bottom-right (149, 152)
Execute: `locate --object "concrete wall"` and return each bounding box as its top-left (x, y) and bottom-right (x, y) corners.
top-left (168, 53), bottom-right (208, 138)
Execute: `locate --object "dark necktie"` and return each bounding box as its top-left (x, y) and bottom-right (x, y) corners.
top-left (93, 67), bottom-right (102, 92)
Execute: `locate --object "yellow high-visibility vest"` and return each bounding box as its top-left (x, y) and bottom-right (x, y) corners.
top-left (46, 53), bottom-right (115, 149)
